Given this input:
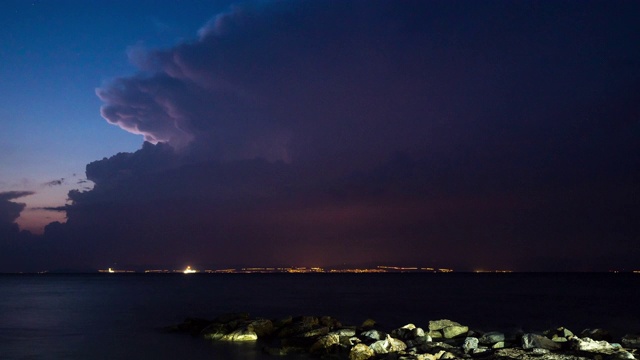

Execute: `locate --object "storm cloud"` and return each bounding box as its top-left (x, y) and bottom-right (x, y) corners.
top-left (7, 0), bottom-right (640, 272)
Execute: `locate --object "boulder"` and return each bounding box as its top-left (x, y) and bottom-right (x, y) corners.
top-left (350, 343), bottom-right (375, 360)
top-left (369, 335), bottom-right (406, 354)
top-left (521, 333), bottom-right (562, 350)
top-left (463, 337), bottom-right (479, 353)
top-left (332, 328), bottom-right (357, 337)
top-left (429, 319), bottom-right (463, 331)
top-left (361, 319), bottom-right (376, 328)
top-left (392, 323), bottom-right (417, 339)
top-left (609, 351), bottom-right (637, 360)
top-left (200, 322), bottom-right (229, 340)
top-left (361, 329), bottom-right (387, 341)
top-left (545, 327), bottom-right (574, 343)
top-left (369, 337), bottom-right (391, 354)
top-left (248, 318), bottom-right (274, 337)
top-left (443, 325), bottom-right (469, 339)
top-left (572, 337), bottom-right (616, 353)
top-left (300, 326), bottom-right (329, 338)
top-left (479, 331), bottom-right (505, 345)
top-left (388, 335), bottom-right (407, 352)
top-left (273, 315), bottom-right (293, 328)
top-left (219, 326), bottom-right (258, 342)
top-left (310, 333), bottom-right (341, 353)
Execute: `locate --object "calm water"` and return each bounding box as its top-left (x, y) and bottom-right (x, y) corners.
top-left (0, 273), bottom-right (638, 359)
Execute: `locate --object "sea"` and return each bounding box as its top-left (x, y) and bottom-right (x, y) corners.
top-left (0, 273), bottom-right (638, 360)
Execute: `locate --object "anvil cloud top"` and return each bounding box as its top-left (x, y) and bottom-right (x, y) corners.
top-left (1, 0), bottom-right (638, 272)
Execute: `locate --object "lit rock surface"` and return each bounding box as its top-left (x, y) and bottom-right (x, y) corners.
top-left (166, 314), bottom-right (639, 360)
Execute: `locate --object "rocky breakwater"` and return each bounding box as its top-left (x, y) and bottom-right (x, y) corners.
top-left (164, 313), bottom-right (639, 360)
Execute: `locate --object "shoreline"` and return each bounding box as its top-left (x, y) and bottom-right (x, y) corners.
top-left (166, 313), bottom-right (639, 360)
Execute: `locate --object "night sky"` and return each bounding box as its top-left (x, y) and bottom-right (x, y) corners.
top-left (1, 0), bottom-right (638, 272)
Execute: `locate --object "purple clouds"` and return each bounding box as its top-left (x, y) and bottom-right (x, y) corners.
top-left (3, 0), bottom-right (639, 272)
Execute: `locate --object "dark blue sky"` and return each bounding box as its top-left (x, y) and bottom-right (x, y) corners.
top-left (1, 0), bottom-right (639, 272)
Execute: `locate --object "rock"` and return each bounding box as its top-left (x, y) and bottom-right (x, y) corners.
top-left (572, 337), bottom-right (617, 354)
top-left (219, 326), bottom-right (258, 342)
top-left (609, 351), bottom-right (637, 360)
top-left (492, 341), bottom-right (505, 349)
top-left (429, 319), bottom-right (463, 331)
top-left (248, 318), bottom-right (274, 337)
top-left (622, 334), bottom-right (640, 349)
top-left (361, 329), bottom-right (387, 341)
top-left (428, 330), bottom-right (444, 339)
top-left (332, 328), bottom-right (357, 337)
top-left (442, 325), bottom-right (469, 339)
top-left (389, 335), bottom-right (408, 352)
top-left (480, 331), bottom-right (506, 345)
top-left (300, 326), bottom-right (329, 338)
top-left (273, 315), bottom-right (293, 328)
top-left (521, 333), bottom-right (562, 350)
top-left (201, 322), bottom-right (229, 340)
top-left (531, 347), bottom-right (550, 356)
top-left (472, 347), bottom-right (492, 356)
top-left (310, 333), bottom-right (340, 353)
top-left (463, 337), bottom-right (479, 353)
top-left (350, 343), bottom-right (375, 360)
top-left (320, 315), bottom-right (342, 329)
top-left (439, 351), bottom-right (457, 359)
top-left (545, 327), bottom-right (575, 343)
top-left (369, 335), bottom-right (406, 354)
top-left (370, 337), bottom-right (391, 354)
top-left (277, 316), bottom-right (321, 338)
top-left (580, 329), bottom-right (612, 342)
top-left (361, 319), bottom-right (377, 328)
top-left (392, 324), bottom-right (417, 339)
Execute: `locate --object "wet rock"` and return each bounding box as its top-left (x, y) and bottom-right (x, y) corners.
top-left (370, 337), bottom-right (392, 354)
top-left (545, 327), bottom-right (575, 343)
top-left (531, 347), bottom-right (550, 356)
top-left (392, 324), bottom-right (417, 340)
top-left (249, 318), bottom-right (274, 337)
top-left (219, 326), bottom-right (258, 342)
top-left (442, 325), bottom-right (469, 339)
top-left (310, 333), bottom-right (341, 353)
top-left (332, 328), bottom-right (357, 337)
top-left (522, 333), bottom-right (562, 350)
top-left (429, 320), bottom-right (462, 332)
top-left (361, 319), bottom-right (377, 328)
top-left (572, 337), bottom-right (616, 353)
top-left (480, 331), bottom-right (506, 345)
top-left (200, 322), bottom-right (229, 340)
top-left (350, 343), bottom-right (375, 360)
top-left (609, 351), bottom-right (637, 360)
top-left (300, 326), bottom-right (329, 338)
top-left (463, 337), bottom-right (479, 353)
top-left (369, 334), bottom-right (407, 355)
top-left (273, 315), bottom-right (293, 328)
top-left (361, 329), bottom-right (387, 341)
